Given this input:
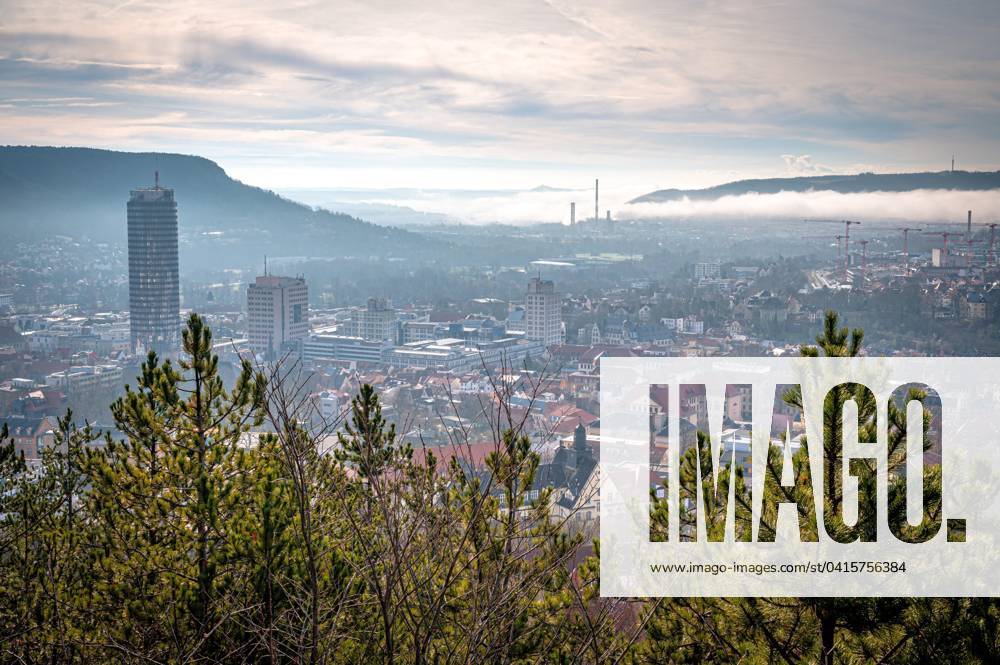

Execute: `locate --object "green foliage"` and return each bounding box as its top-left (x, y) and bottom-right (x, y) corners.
top-left (637, 309), bottom-right (999, 664)
top-left (0, 310), bottom-right (996, 664)
top-left (335, 382), bottom-right (411, 479)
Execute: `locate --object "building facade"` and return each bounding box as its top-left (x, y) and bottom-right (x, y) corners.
top-left (247, 275), bottom-right (309, 360)
top-left (302, 334), bottom-right (389, 365)
top-left (359, 297), bottom-right (396, 341)
top-left (127, 179), bottom-right (180, 354)
top-left (695, 261), bottom-right (721, 280)
top-left (45, 364), bottom-right (124, 393)
top-left (525, 278), bottom-right (562, 347)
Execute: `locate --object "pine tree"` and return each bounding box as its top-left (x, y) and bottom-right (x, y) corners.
top-left (747, 311), bottom-right (971, 664)
top-left (635, 310), bottom-right (998, 664)
top-left (87, 313), bottom-right (263, 661)
top-left (336, 383), bottom-right (411, 479)
top-left (0, 413), bottom-right (96, 662)
top-left (228, 433), bottom-right (300, 662)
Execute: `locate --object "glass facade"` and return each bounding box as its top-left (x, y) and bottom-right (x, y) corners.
top-left (127, 185), bottom-right (180, 354)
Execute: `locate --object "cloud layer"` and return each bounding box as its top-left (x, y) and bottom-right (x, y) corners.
top-left (1, 1), bottom-right (998, 191)
top-left (627, 189), bottom-right (1000, 224)
top-left (304, 185), bottom-right (1000, 226)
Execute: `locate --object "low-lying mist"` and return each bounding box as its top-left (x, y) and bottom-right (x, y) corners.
top-left (627, 188), bottom-right (1000, 224)
top-left (321, 187), bottom-right (1000, 226)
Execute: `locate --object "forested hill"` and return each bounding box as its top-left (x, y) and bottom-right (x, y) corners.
top-left (630, 170), bottom-right (1000, 203)
top-left (0, 146), bottom-right (432, 261)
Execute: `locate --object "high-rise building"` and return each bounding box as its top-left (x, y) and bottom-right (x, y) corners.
top-left (247, 275), bottom-right (309, 360)
top-left (127, 175), bottom-right (180, 354)
top-left (525, 278), bottom-right (562, 347)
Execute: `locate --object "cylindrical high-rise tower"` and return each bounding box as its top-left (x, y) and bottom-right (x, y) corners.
top-left (127, 174), bottom-right (180, 354)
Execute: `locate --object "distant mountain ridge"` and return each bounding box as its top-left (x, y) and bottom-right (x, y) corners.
top-left (0, 146), bottom-right (430, 262)
top-left (630, 171), bottom-right (1000, 203)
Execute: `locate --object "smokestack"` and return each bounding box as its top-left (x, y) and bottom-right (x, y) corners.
top-left (595, 179), bottom-right (599, 223)
top-left (606, 209), bottom-right (611, 222)
top-left (570, 202), bottom-right (576, 225)
top-left (968, 210), bottom-right (972, 234)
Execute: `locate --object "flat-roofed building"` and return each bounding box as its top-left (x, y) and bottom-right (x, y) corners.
top-left (302, 334), bottom-right (389, 365)
top-left (525, 278), bottom-right (562, 347)
top-left (247, 275), bottom-right (309, 360)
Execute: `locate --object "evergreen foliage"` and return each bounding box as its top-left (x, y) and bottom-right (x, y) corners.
top-left (0, 311), bottom-right (996, 663)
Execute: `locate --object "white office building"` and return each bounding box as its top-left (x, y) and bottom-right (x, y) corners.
top-left (247, 275), bottom-right (309, 360)
top-left (302, 334), bottom-right (390, 365)
top-left (525, 278), bottom-right (562, 347)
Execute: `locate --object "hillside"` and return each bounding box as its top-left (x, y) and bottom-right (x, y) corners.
top-left (0, 146), bottom-right (432, 263)
top-left (630, 170), bottom-right (1000, 203)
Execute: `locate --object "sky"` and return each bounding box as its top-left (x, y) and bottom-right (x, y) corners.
top-left (1, 0), bottom-right (999, 212)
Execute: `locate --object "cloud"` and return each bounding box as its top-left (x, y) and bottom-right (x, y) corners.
top-left (0, 1), bottom-right (998, 189)
top-left (177, 34), bottom-right (475, 86)
top-left (317, 185), bottom-right (1000, 228)
top-left (626, 189), bottom-right (1000, 224)
top-left (781, 155), bottom-right (833, 175)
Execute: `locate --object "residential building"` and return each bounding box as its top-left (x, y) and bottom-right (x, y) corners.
top-left (2, 415), bottom-right (58, 467)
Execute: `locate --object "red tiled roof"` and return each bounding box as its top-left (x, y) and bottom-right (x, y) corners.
top-left (411, 440), bottom-right (502, 472)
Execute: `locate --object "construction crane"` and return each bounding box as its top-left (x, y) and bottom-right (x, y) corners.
top-left (896, 227), bottom-right (922, 274)
top-left (923, 231), bottom-right (963, 267)
top-left (805, 219), bottom-right (862, 277)
top-left (957, 216), bottom-right (997, 268)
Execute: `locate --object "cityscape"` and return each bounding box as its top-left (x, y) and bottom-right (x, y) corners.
top-left (2, 0), bottom-right (1000, 662)
top-left (4, 167), bottom-right (1000, 463)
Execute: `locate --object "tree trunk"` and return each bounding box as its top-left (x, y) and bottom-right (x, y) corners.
top-left (820, 611), bottom-right (836, 665)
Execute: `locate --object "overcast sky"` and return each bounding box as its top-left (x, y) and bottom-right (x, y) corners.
top-left (1, 0), bottom-right (998, 193)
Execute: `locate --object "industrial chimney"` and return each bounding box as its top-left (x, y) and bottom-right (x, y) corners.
top-left (594, 179), bottom-right (599, 223)
top-left (968, 210), bottom-right (972, 235)
top-left (570, 201), bottom-right (576, 225)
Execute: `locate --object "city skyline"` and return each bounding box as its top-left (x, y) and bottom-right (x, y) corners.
top-left (1, 1), bottom-right (998, 195)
